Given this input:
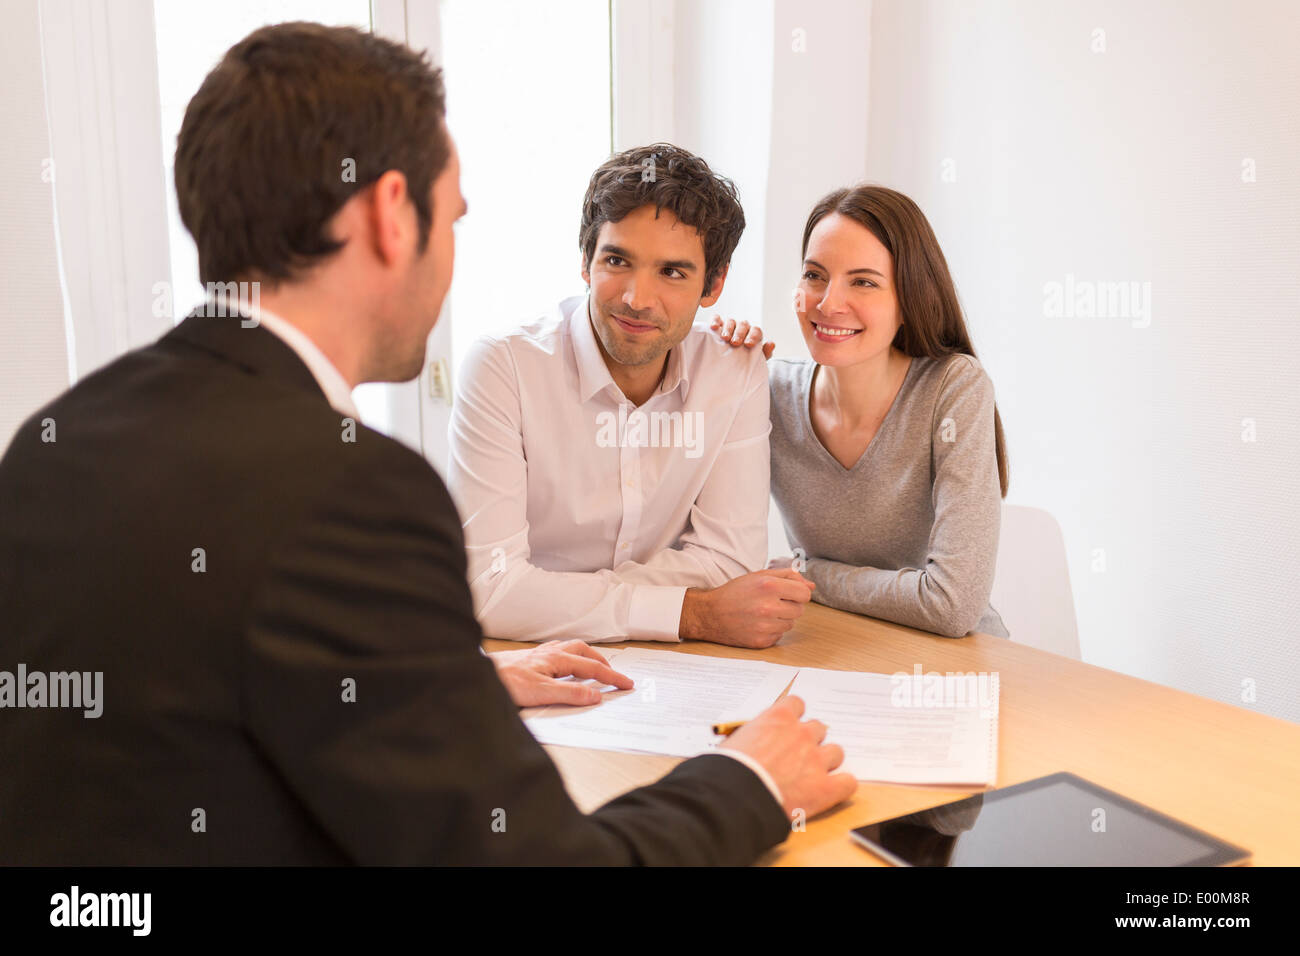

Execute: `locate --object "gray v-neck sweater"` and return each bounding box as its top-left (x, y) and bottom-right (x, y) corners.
top-left (769, 355), bottom-right (1009, 638)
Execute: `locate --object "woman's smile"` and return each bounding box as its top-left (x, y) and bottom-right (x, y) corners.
top-left (810, 320), bottom-right (863, 342)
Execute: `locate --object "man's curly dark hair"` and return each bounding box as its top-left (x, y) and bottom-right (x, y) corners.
top-left (579, 143), bottom-right (746, 294)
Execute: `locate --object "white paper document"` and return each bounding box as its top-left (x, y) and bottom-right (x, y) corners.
top-left (523, 648), bottom-right (797, 758)
top-left (785, 667), bottom-right (1000, 786)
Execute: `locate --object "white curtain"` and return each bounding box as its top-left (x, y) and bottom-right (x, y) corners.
top-left (0, 0), bottom-right (71, 450)
top-left (38, 0), bottom-right (173, 383)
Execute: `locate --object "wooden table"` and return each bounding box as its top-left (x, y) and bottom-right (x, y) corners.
top-left (484, 602), bottom-right (1300, 865)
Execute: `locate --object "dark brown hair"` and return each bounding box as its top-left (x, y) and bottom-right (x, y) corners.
top-left (175, 22), bottom-right (449, 286)
top-left (802, 185), bottom-right (1010, 497)
top-left (579, 143), bottom-right (745, 294)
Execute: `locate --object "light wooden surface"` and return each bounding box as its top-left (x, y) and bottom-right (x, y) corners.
top-left (484, 602), bottom-right (1300, 865)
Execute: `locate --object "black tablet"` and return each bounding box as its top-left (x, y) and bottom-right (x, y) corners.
top-left (850, 772), bottom-right (1250, 866)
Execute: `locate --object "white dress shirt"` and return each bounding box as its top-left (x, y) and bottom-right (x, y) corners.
top-left (447, 293), bottom-right (771, 644)
top-left (448, 293), bottom-right (782, 807)
top-left (206, 294), bottom-right (359, 419)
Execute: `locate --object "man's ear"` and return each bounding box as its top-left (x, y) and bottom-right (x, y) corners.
top-left (699, 263), bottom-right (729, 307)
top-left (369, 169), bottom-right (415, 267)
top-left (579, 250), bottom-right (592, 288)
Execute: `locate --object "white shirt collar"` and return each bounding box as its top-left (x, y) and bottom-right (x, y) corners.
top-left (568, 294), bottom-right (690, 404)
top-left (206, 295), bottom-right (360, 420)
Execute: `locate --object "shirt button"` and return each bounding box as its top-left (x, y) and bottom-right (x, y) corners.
top-left (620, 542), bottom-right (629, 550)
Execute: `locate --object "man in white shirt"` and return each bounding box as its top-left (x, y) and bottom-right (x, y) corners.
top-left (448, 144), bottom-right (815, 647)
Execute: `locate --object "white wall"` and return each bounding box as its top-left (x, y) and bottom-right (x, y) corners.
top-left (757, 0), bottom-right (874, 558)
top-left (661, 0), bottom-right (1299, 723)
top-left (646, 0), bottom-right (874, 559)
top-left (648, 0), bottom-right (873, 355)
top-left (759, 1), bottom-right (873, 360)
top-left (866, 0), bottom-right (1300, 722)
top-left (669, 0), bottom-right (775, 332)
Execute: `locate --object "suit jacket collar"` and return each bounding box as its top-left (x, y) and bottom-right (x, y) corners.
top-left (163, 309), bottom-right (328, 406)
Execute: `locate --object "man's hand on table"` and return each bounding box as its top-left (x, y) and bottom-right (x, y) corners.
top-left (490, 639), bottom-right (634, 707)
top-left (722, 694), bottom-right (857, 819)
top-left (679, 569), bottom-right (816, 648)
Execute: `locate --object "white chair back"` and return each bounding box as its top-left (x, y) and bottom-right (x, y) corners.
top-left (990, 504), bottom-right (1081, 659)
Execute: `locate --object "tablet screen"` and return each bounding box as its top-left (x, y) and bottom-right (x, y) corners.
top-left (850, 772), bottom-right (1249, 866)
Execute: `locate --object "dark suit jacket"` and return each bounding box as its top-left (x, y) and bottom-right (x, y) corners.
top-left (0, 311), bottom-right (789, 865)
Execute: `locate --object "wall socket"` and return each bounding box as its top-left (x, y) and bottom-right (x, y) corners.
top-left (427, 357), bottom-right (451, 404)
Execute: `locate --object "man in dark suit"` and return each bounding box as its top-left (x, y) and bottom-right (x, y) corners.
top-left (0, 22), bottom-right (854, 865)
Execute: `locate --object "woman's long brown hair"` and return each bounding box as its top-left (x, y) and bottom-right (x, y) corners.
top-left (802, 185), bottom-right (1009, 497)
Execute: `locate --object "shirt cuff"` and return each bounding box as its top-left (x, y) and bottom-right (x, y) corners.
top-left (714, 748), bottom-right (785, 810)
top-left (627, 585), bottom-right (686, 642)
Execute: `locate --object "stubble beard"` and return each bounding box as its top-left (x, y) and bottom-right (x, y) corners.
top-left (592, 300), bottom-right (669, 369)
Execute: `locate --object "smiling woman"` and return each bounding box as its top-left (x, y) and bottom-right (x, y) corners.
top-left (767, 184), bottom-right (1011, 640)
